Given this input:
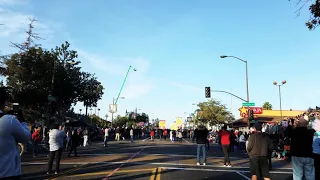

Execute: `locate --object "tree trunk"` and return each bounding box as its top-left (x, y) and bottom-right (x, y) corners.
top-left (85, 106), bottom-right (88, 116)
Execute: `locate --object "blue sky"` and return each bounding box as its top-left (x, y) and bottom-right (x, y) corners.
top-left (1, 0), bottom-right (319, 126)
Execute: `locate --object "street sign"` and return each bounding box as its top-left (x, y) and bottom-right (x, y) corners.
top-left (109, 104), bottom-right (117, 113)
top-left (242, 102), bottom-right (255, 106)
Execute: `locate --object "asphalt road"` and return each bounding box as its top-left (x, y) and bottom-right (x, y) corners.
top-left (21, 138), bottom-right (293, 180)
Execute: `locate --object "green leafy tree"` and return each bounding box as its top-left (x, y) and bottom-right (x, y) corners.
top-left (78, 73), bottom-right (104, 115)
top-left (195, 99), bottom-right (234, 126)
top-left (1, 20), bottom-right (104, 117)
top-left (113, 115), bottom-right (129, 127)
top-left (292, 0), bottom-right (320, 30)
top-left (262, 102), bottom-right (273, 110)
top-left (128, 111), bottom-right (149, 123)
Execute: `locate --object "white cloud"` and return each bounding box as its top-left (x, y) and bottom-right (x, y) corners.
top-left (0, 3), bottom-right (63, 54)
top-left (0, 0), bottom-right (28, 5)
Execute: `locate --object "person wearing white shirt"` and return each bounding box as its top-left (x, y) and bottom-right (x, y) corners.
top-left (47, 124), bottom-right (66, 175)
top-left (104, 127), bottom-right (109, 147)
top-left (239, 133), bottom-right (246, 150)
top-left (130, 128), bottom-right (134, 143)
top-left (0, 87), bottom-right (31, 179)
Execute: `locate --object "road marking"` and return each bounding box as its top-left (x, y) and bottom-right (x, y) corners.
top-left (103, 143), bottom-right (150, 180)
top-left (236, 172), bottom-right (251, 180)
top-left (63, 168), bottom-right (154, 178)
top-left (183, 138), bottom-right (191, 144)
top-left (22, 161), bottom-right (292, 170)
top-left (54, 153), bottom-right (260, 160)
top-left (149, 168), bottom-right (157, 180)
top-left (142, 137), bottom-right (150, 141)
top-left (156, 168), bottom-right (162, 180)
top-left (159, 167), bottom-right (292, 174)
top-left (47, 163), bottom-right (91, 180)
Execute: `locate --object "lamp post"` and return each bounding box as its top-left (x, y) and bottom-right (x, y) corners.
top-left (98, 108), bottom-right (100, 116)
top-left (79, 109), bottom-right (82, 115)
top-left (220, 55), bottom-right (250, 127)
top-left (114, 66), bottom-right (136, 105)
top-left (220, 55), bottom-right (249, 103)
top-left (273, 80), bottom-right (287, 121)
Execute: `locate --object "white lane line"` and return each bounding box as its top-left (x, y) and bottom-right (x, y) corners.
top-left (21, 161), bottom-right (292, 170)
top-left (236, 172), bottom-right (251, 180)
top-left (142, 137), bottom-right (150, 141)
top-left (52, 153), bottom-right (247, 159)
top-left (159, 167), bottom-right (292, 174)
top-left (183, 138), bottom-right (191, 144)
top-left (102, 143), bottom-right (150, 180)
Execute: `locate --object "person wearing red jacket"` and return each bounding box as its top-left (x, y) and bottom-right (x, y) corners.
top-left (32, 126), bottom-right (41, 157)
top-left (218, 125), bottom-right (231, 167)
top-left (150, 129), bottom-right (155, 141)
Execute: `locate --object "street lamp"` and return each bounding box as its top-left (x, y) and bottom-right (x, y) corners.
top-left (220, 55), bottom-right (249, 103)
top-left (114, 65), bottom-right (137, 105)
top-left (220, 55), bottom-right (250, 127)
top-left (98, 108), bottom-right (100, 116)
top-left (79, 109), bottom-right (82, 115)
top-left (273, 80), bottom-right (286, 121)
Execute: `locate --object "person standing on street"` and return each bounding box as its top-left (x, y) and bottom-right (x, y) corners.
top-left (194, 124), bottom-right (209, 166)
top-left (47, 124), bottom-right (66, 175)
top-left (68, 130), bottom-right (79, 157)
top-left (288, 118), bottom-right (315, 180)
top-left (104, 127), bottom-right (109, 147)
top-left (83, 127), bottom-right (89, 147)
top-left (130, 128), bottom-right (134, 143)
top-left (247, 123), bottom-right (273, 180)
top-left (0, 87), bottom-right (31, 179)
top-left (218, 125), bottom-right (232, 167)
top-left (313, 113), bottom-right (320, 180)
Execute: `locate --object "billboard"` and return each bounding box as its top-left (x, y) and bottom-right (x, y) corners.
top-left (159, 120), bottom-right (166, 129)
top-left (176, 117), bottom-right (183, 126)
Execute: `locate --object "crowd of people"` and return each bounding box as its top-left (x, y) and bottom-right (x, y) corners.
top-left (192, 113), bottom-right (320, 180)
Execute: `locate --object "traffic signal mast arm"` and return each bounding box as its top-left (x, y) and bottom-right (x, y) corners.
top-left (211, 90), bottom-right (248, 102)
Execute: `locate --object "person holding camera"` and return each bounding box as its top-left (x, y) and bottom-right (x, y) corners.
top-left (0, 87), bottom-right (31, 179)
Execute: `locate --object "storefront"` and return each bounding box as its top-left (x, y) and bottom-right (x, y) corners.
top-left (231, 109), bottom-right (305, 130)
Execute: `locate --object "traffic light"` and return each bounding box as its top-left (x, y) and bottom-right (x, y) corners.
top-left (205, 87), bottom-right (211, 98)
top-left (248, 109), bottom-right (254, 121)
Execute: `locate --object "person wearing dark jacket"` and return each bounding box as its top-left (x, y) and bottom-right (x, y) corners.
top-left (68, 130), bottom-right (79, 157)
top-left (247, 123), bottom-right (273, 180)
top-left (288, 118), bottom-right (315, 180)
top-left (194, 125), bottom-right (209, 166)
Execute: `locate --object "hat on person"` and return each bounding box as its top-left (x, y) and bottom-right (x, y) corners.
top-left (253, 122), bottom-right (263, 131)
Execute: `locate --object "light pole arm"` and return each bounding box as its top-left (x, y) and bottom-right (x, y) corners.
top-left (211, 90), bottom-right (248, 102)
top-left (114, 66), bottom-right (132, 104)
top-left (227, 56), bottom-right (247, 63)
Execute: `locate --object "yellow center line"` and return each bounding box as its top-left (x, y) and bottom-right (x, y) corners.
top-left (156, 167), bottom-right (162, 180)
top-left (149, 168), bottom-right (158, 180)
top-left (64, 168), bottom-right (154, 178)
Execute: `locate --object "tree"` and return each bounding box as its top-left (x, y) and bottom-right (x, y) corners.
top-left (128, 111), bottom-right (149, 123)
top-left (1, 19), bottom-right (104, 117)
top-left (293, 0), bottom-right (320, 30)
top-left (78, 73), bottom-right (104, 115)
top-left (262, 102), bottom-right (273, 110)
top-left (113, 116), bottom-right (129, 127)
top-left (195, 99), bottom-right (234, 126)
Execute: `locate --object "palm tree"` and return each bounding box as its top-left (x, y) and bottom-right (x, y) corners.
top-left (262, 102), bottom-right (273, 110)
